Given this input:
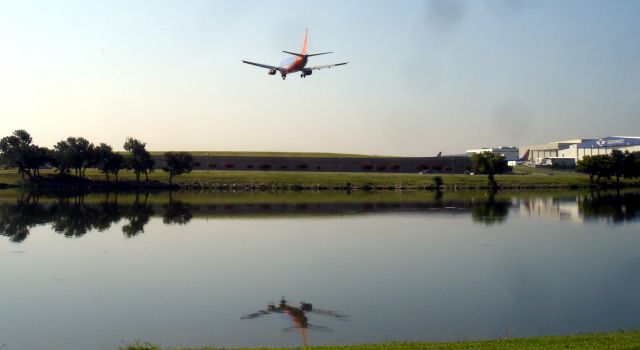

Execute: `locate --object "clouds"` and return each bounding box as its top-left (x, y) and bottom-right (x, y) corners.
top-left (425, 0), bottom-right (467, 33)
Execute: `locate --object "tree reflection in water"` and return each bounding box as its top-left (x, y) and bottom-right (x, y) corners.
top-left (241, 297), bottom-right (349, 347)
top-left (0, 192), bottom-right (162, 242)
top-left (579, 191), bottom-right (640, 224)
top-left (122, 193), bottom-right (154, 238)
top-left (162, 193), bottom-right (192, 225)
top-left (471, 191), bottom-right (511, 225)
top-left (1, 191), bottom-right (639, 243)
top-left (0, 193), bottom-right (51, 243)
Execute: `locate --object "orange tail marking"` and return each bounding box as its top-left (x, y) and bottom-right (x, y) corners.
top-left (301, 28), bottom-right (308, 55)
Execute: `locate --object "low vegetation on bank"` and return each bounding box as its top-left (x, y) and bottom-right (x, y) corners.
top-left (3, 168), bottom-right (639, 191)
top-left (121, 330), bottom-right (640, 350)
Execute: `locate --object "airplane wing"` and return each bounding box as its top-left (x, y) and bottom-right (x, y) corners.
top-left (242, 60), bottom-right (284, 71)
top-left (308, 62), bottom-right (349, 70)
top-left (241, 310), bottom-right (271, 319)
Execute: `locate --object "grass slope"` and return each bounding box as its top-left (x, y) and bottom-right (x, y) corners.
top-left (3, 168), bottom-right (639, 189)
top-left (147, 151), bottom-right (391, 158)
top-left (121, 330), bottom-right (640, 350)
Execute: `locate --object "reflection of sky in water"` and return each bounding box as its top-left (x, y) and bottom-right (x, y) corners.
top-left (0, 194), bottom-right (639, 349)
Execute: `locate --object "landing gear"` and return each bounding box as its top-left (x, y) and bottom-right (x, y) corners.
top-left (300, 73), bottom-right (305, 78)
top-left (281, 74), bottom-right (287, 80)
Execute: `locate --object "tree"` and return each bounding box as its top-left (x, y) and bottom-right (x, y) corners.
top-left (123, 138), bottom-right (155, 182)
top-left (30, 146), bottom-right (54, 177)
top-left (610, 150), bottom-right (626, 186)
top-left (162, 151), bottom-right (199, 185)
top-left (102, 153), bottom-right (125, 182)
top-left (0, 130), bottom-right (48, 181)
top-left (576, 155), bottom-right (613, 184)
top-left (470, 151), bottom-right (510, 188)
top-left (576, 155), bottom-right (598, 182)
top-left (53, 137), bottom-right (95, 178)
top-left (623, 152), bottom-right (640, 179)
top-left (94, 144), bottom-right (125, 182)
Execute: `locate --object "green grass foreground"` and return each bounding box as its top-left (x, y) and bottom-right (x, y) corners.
top-left (122, 330), bottom-right (640, 350)
top-left (2, 168), bottom-right (638, 190)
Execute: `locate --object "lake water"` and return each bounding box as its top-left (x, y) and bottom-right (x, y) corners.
top-left (0, 190), bottom-right (639, 349)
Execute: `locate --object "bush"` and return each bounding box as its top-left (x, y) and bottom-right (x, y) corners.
top-left (389, 163), bottom-right (400, 170)
top-left (376, 164), bottom-right (387, 171)
top-left (445, 166), bottom-right (453, 172)
top-left (224, 163), bottom-right (234, 169)
top-left (297, 164), bottom-right (308, 170)
top-left (416, 164), bottom-right (429, 171)
top-left (246, 164), bottom-right (254, 169)
top-left (434, 176), bottom-right (443, 189)
top-left (258, 163), bottom-right (272, 170)
top-left (361, 163), bottom-right (373, 170)
top-left (208, 163), bottom-right (217, 168)
top-left (432, 164), bottom-right (443, 171)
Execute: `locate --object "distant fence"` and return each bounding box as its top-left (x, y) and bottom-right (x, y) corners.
top-left (152, 155), bottom-right (472, 174)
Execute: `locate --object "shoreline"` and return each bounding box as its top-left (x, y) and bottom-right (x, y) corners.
top-left (1, 169), bottom-right (638, 193)
top-left (120, 329), bottom-right (640, 350)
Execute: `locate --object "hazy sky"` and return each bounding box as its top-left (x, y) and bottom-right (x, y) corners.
top-left (1, 0), bottom-right (639, 155)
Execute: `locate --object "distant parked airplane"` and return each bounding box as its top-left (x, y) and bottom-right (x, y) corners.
top-left (242, 29), bottom-right (348, 80)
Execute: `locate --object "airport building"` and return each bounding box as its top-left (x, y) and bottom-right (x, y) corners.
top-left (520, 136), bottom-right (640, 167)
top-left (466, 147), bottom-right (519, 161)
top-left (565, 136), bottom-right (640, 161)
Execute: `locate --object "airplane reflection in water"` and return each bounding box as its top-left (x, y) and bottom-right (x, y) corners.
top-left (1, 191), bottom-right (639, 243)
top-left (242, 297), bottom-right (348, 347)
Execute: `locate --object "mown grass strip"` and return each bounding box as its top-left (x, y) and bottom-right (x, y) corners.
top-left (121, 329), bottom-right (640, 350)
top-left (3, 168), bottom-right (639, 189)
top-left (146, 151), bottom-right (392, 158)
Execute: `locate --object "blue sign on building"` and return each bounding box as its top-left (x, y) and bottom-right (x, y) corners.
top-left (579, 137), bottom-right (640, 148)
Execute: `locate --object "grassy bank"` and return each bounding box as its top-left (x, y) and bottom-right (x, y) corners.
top-left (2, 168), bottom-right (639, 190)
top-left (122, 330), bottom-right (640, 350)
top-left (147, 151), bottom-right (391, 158)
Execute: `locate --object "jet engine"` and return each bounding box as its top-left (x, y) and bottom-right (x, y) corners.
top-left (302, 69), bottom-right (312, 76)
top-left (268, 69), bottom-right (277, 75)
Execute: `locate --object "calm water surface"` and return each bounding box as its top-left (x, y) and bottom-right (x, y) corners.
top-left (0, 190), bottom-right (639, 349)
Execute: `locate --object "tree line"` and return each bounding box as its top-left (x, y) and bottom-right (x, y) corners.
top-left (576, 150), bottom-right (640, 185)
top-left (0, 130), bottom-right (198, 184)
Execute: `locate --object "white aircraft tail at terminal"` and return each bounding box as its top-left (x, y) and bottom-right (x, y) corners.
top-left (242, 29), bottom-right (348, 80)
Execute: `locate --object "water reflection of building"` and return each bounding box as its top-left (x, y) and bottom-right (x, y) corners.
top-left (518, 196), bottom-right (583, 224)
top-left (517, 192), bottom-right (640, 225)
top-left (241, 297), bottom-right (348, 347)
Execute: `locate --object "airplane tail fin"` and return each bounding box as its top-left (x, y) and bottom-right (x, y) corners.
top-left (283, 29), bottom-right (333, 57)
top-left (301, 28), bottom-right (308, 55)
top-left (519, 149), bottom-right (530, 161)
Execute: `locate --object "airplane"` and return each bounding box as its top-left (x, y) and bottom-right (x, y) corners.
top-left (242, 29), bottom-right (348, 80)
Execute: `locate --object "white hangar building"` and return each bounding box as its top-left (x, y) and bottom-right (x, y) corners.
top-left (520, 136), bottom-right (640, 166)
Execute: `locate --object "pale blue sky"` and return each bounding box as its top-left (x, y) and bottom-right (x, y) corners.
top-left (1, 0), bottom-right (639, 155)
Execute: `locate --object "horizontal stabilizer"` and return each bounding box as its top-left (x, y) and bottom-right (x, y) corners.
top-left (307, 51), bottom-right (333, 57)
top-left (282, 51), bottom-right (334, 57)
top-left (282, 50), bottom-right (305, 57)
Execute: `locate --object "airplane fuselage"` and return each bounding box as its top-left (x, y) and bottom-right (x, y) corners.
top-left (277, 56), bottom-right (309, 75)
